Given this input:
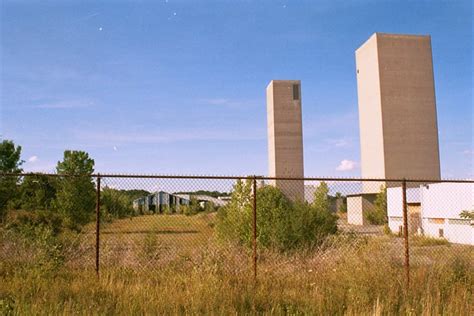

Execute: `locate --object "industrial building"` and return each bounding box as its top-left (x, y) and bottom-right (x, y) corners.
top-left (387, 183), bottom-right (473, 245)
top-left (266, 80), bottom-right (304, 202)
top-left (356, 33), bottom-right (441, 192)
top-left (348, 33), bottom-right (442, 225)
top-left (133, 191), bottom-right (190, 213)
top-left (133, 191), bottom-right (229, 214)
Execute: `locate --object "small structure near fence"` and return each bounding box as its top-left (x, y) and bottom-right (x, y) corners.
top-left (387, 183), bottom-right (473, 245)
top-left (346, 193), bottom-right (377, 225)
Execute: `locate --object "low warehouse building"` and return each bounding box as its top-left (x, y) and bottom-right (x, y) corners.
top-left (420, 183), bottom-right (473, 245)
top-left (387, 187), bottom-right (421, 235)
top-left (133, 191), bottom-right (190, 213)
top-left (387, 183), bottom-right (473, 245)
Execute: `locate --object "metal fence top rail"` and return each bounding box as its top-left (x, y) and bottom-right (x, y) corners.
top-left (1, 172), bottom-right (473, 183)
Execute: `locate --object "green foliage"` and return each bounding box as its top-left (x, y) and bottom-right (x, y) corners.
top-left (459, 210), bottom-right (473, 220)
top-left (0, 140), bottom-right (23, 221)
top-left (411, 235), bottom-right (450, 247)
top-left (8, 222), bottom-right (64, 273)
top-left (217, 180), bottom-right (337, 251)
top-left (101, 187), bottom-right (135, 219)
top-left (174, 190), bottom-right (230, 198)
top-left (183, 196), bottom-right (203, 216)
top-left (339, 199), bottom-right (347, 213)
top-left (383, 224), bottom-right (392, 235)
top-left (5, 210), bottom-right (64, 236)
top-left (18, 174), bottom-right (57, 211)
top-left (216, 179), bottom-right (253, 245)
top-left (335, 192), bottom-right (348, 213)
top-left (366, 185), bottom-right (387, 225)
top-left (313, 182), bottom-right (329, 211)
top-left (54, 151), bottom-right (96, 229)
top-left (204, 201), bottom-right (217, 213)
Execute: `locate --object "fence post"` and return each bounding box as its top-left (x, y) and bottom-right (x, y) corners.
top-left (402, 178), bottom-right (410, 290)
top-left (252, 176), bottom-right (257, 281)
top-left (95, 174), bottom-right (101, 276)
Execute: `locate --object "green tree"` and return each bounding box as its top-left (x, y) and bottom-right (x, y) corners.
top-left (313, 182), bottom-right (329, 211)
top-left (216, 179), bottom-right (253, 244)
top-left (19, 174), bottom-right (57, 211)
top-left (0, 140), bottom-right (23, 220)
top-left (366, 185), bottom-right (387, 225)
top-left (54, 151), bottom-right (95, 229)
top-left (335, 192), bottom-right (347, 213)
top-left (101, 187), bottom-right (135, 219)
top-left (217, 180), bottom-right (337, 251)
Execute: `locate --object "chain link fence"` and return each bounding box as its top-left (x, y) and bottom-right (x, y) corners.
top-left (1, 173), bottom-right (473, 294)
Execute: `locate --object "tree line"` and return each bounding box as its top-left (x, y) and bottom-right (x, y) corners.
top-left (0, 140), bottom-right (145, 231)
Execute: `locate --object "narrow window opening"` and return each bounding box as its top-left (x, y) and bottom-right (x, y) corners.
top-left (292, 84), bottom-right (300, 100)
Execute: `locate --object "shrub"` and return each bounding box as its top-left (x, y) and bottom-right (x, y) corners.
top-left (5, 210), bottom-right (64, 236)
top-left (411, 235), bottom-right (450, 247)
top-left (6, 222), bottom-right (64, 273)
top-left (365, 185), bottom-right (387, 225)
top-left (18, 174), bottom-right (57, 212)
top-left (216, 180), bottom-right (338, 251)
top-left (183, 197), bottom-right (203, 216)
top-left (101, 187), bottom-right (135, 219)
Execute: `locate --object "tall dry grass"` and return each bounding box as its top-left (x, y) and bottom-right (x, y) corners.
top-left (1, 227), bottom-right (472, 315)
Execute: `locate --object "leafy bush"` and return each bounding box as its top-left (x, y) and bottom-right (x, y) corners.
top-left (411, 235), bottom-right (450, 247)
top-left (18, 174), bottom-right (57, 211)
top-left (365, 185), bottom-right (387, 225)
top-left (5, 210), bottom-right (64, 236)
top-left (216, 180), bottom-right (337, 251)
top-left (101, 187), bottom-right (135, 219)
top-left (183, 197), bottom-right (203, 216)
top-left (7, 222), bottom-right (64, 273)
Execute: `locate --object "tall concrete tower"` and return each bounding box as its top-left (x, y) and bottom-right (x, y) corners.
top-left (356, 33), bottom-right (441, 193)
top-left (266, 80), bottom-right (304, 201)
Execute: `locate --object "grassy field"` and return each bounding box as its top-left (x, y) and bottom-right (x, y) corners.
top-left (1, 213), bottom-right (473, 315)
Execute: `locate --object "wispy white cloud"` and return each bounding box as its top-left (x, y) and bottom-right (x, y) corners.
top-left (200, 98), bottom-right (256, 108)
top-left (76, 12), bottom-right (99, 22)
top-left (326, 137), bottom-right (354, 148)
top-left (28, 155), bottom-right (38, 163)
top-left (34, 99), bottom-right (95, 109)
top-left (74, 127), bottom-right (265, 145)
top-left (336, 159), bottom-right (357, 171)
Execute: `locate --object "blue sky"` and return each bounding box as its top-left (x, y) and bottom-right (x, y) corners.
top-left (1, 0), bottom-right (472, 178)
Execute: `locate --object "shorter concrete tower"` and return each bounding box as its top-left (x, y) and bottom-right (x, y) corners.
top-left (266, 80), bottom-right (304, 201)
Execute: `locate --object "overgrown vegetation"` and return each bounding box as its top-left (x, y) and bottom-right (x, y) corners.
top-left (0, 140), bottom-right (23, 222)
top-left (460, 210), bottom-right (474, 220)
top-left (366, 185), bottom-right (387, 225)
top-left (53, 151), bottom-right (96, 230)
top-left (0, 217), bottom-right (472, 315)
top-left (411, 235), bottom-right (450, 247)
top-left (174, 190), bottom-right (230, 198)
top-left (216, 179), bottom-right (338, 251)
top-left (0, 139), bottom-right (472, 314)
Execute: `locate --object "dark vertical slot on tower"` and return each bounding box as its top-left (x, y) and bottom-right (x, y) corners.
top-left (292, 84), bottom-right (300, 100)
